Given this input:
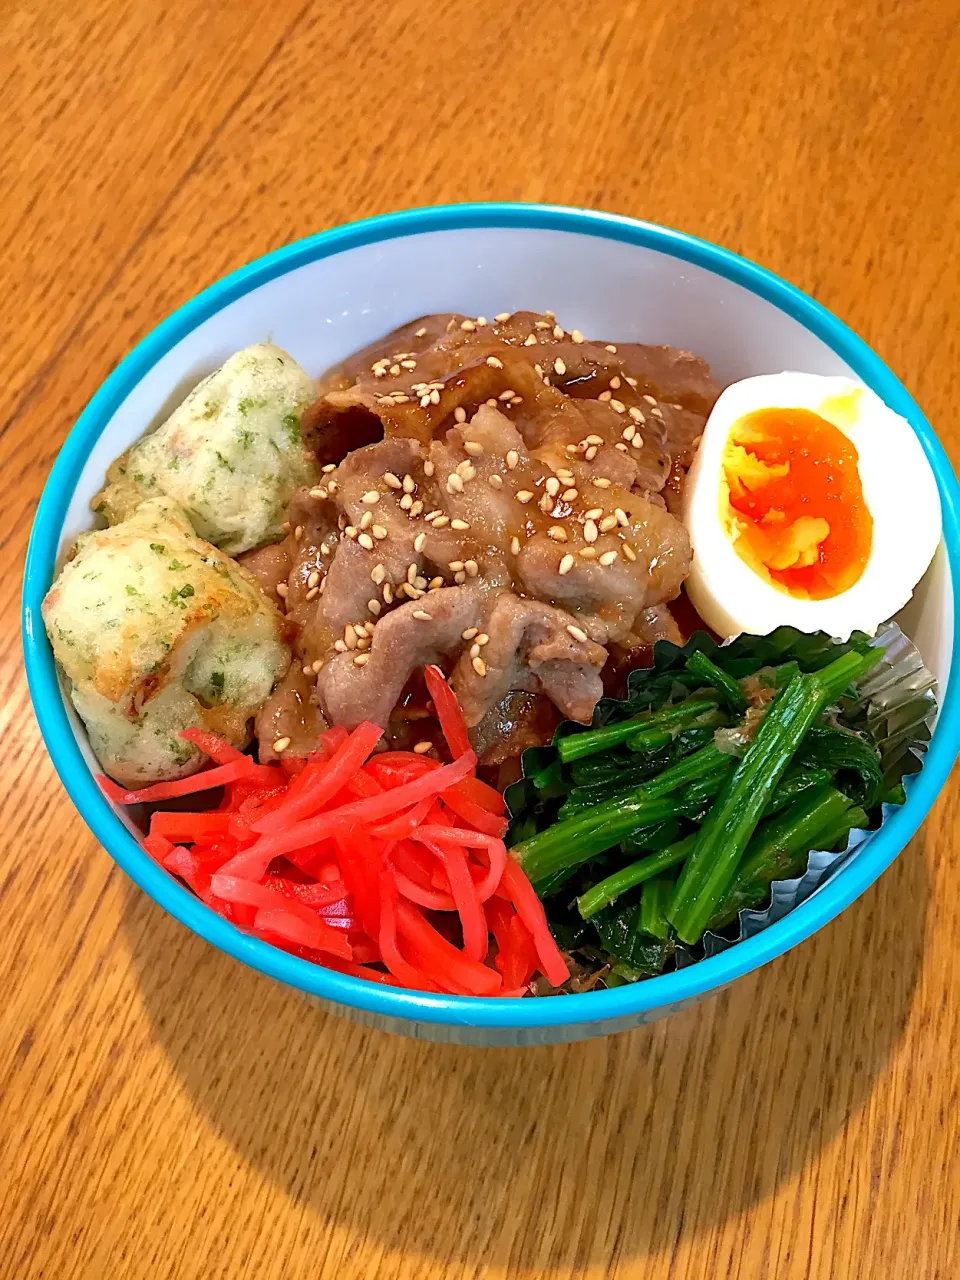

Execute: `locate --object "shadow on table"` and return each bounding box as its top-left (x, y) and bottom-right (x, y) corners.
top-left (123, 835), bottom-right (927, 1271)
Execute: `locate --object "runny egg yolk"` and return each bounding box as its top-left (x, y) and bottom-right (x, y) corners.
top-left (721, 407), bottom-right (873, 600)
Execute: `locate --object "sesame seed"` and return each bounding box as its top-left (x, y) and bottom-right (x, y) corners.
top-left (454, 407), bottom-right (467, 423)
top-left (584, 507), bottom-right (603, 520)
top-left (584, 519), bottom-right (599, 543)
top-left (488, 474), bottom-right (503, 489)
top-left (536, 320), bottom-right (551, 330)
top-left (566, 443), bottom-right (580, 455)
top-left (448, 560), bottom-right (465, 572)
top-left (410, 500), bottom-right (423, 517)
top-left (451, 518), bottom-right (470, 531)
top-left (454, 571), bottom-right (466, 584)
top-left (593, 477), bottom-right (612, 489)
top-left (631, 434), bottom-right (644, 449)
top-left (470, 642), bottom-right (481, 658)
top-left (629, 407), bottom-right (645, 424)
top-left (360, 511), bottom-right (374, 530)
top-left (429, 389), bottom-right (441, 405)
top-left (319, 579), bottom-right (326, 595)
top-left (389, 365), bottom-right (401, 376)
top-left (354, 623), bottom-right (368, 640)
top-left (625, 376), bottom-right (638, 388)
top-left (571, 329), bottom-right (584, 343)
top-left (506, 450), bottom-right (519, 470)
top-left (374, 368), bottom-right (387, 378)
top-left (559, 554), bottom-right (575, 575)
top-left (273, 736), bottom-right (291, 753)
top-left (384, 472), bottom-right (402, 490)
top-left (462, 627), bottom-right (479, 640)
top-left (307, 570), bottom-right (320, 589)
top-left (554, 357), bottom-right (566, 375)
top-left (327, 480), bottom-right (339, 495)
top-left (472, 656), bottom-right (487, 677)
top-left (545, 477), bottom-right (560, 497)
top-left (309, 488), bottom-right (325, 499)
top-left (432, 515), bottom-right (450, 528)
top-left (585, 446), bottom-right (598, 461)
top-left (457, 462), bottom-right (476, 481)
top-left (425, 509), bottom-right (442, 522)
top-left (402, 474), bottom-right (415, 494)
top-left (599, 550), bottom-right (619, 566)
top-left (406, 562), bottom-right (418, 584)
top-left (420, 395), bottom-right (432, 408)
top-left (312, 659), bottom-right (323, 673)
top-left (516, 490), bottom-right (534, 504)
top-left (460, 319), bottom-right (476, 331)
top-left (477, 633), bottom-right (489, 646)
top-left (598, 390), bottom-right (612, 403)
top-left (497, 389), bottom-right (516, 403)
top-left (486, 356), bottom-right (504, 369)
top-left (539, 494), bottom-right (553, 514)
top-left (429, 577), bottom-right (444, 590)
top-left (562, 488), bottom-right (578, 501)
top-left (344, 627), bottom-right (358, 650)
top-left (622, 542), bottom-right (637, 562)
top-left (345, 525), bottom-right (358, 539)
top-left (305, 587), bottom-right (320, 603)
top-left (622, 424), bottom-right (636, 441)
top-left (567, 624), bottom-right (588, 642)
top-left (495, 312), bottom-right (511, 322)
top-left (535, 364), bottom-right (544, 377)
top-left (276, 582), bottom-right (288, 598)
top-left (523, 334), bottom-right (537, 346)
top-left (413, 610), bottom-right (432, 621)
top-left (322, 463), bottom-right (337, 473)
top-left (612, 400), bottom-right (627, 415)
top-left (413, 741), bottom-right (433, 754)
top-left (303, 664), bottom-right (314, 677)
top-left (643, 393), bottom-right (658, 406)
top-left (548, 526), bottom-right (568, 542)
top-left (579, 546), bottom-right (597, 559)
top-left (651, 407), bottom-right (664, 419)
top-left (400, 359), bottom-right (417, 370)
top-left (672, 403), bottom-right (683, 410)
top-left (615, 442), bottom-right (628, 453)
top-left (605, 344), bottom-right (618, 353)
top-left (465, 559), bottom-right (479, 577)
top-left (423, 459), bottom-right (435, 477)
top-left (294, 525), bottom-right (304, 541)
top-left (476, 316), bottom-right (487, 326)
top-left (353, 653), bottom-right (370, 667)
top-left (510, 537), bottom-right (521, 555)
top-left (371, 564), bottom-right (386, 584)
top-left (599, 515), bottom-right (618, 532)
top-left (334, 639), bottom-right (348, 653)
top-left (553, 325), bottom-right (565, 339)
top-left (447, 473), bottom-right (464, 494)
top-left (414, 532), bottom-right (427, 553)
top-left (400, 494), bottom-right (413, 511)
top-left (486, 398), bottom-right (498, 408)
top-left (358, 533), bottom-right (375, 550)
top-left (614, 508), bottom-right (629, 527)
top-left (415, 327), bottom-right (428, 337)
top-left (383, 583), bottom-right (394, 603)
top-left (368, 598), bottom-right (382, 615)
top-left (609, 376), bottom-right (621, 390)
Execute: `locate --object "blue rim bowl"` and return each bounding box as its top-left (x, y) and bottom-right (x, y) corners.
top-left (22, 203), bottom-right (960, 1044)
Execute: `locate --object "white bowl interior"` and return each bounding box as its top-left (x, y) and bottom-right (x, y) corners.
top-left (56, 225), bottom-right (953, 834)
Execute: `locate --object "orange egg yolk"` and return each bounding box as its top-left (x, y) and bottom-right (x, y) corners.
top-left (721, 406), bottom-right (873, 599)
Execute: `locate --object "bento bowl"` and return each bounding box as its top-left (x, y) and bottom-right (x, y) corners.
top-left (22, 203), bottom-right (960, 1046)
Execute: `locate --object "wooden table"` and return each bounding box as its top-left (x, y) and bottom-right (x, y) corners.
top-left (3, 1), bottom-right (959, 1275)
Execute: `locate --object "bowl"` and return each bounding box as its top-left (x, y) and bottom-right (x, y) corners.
top-left (23, 203), bottom-right (960, 1046)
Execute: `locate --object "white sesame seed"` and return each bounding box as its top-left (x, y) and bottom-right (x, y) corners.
top-left (312, 659), bottom-right (323, 673)
top-left (632, 434), bottom-right (644, 449)
top-left (536, 319), bottom-right (551, 330)
top-left (413, 610), bottom-right (432, 621)
top-left (462, 627), bottom-right (479, 640)
top-left (651, 407), bottom-right (664, 419)
top-left (470, 642), bottom-right (481, 658)
top-left (358, 533), bottom-right (375, 550)
top-left (629, 407), bottom-right (645, 423)
top-left (612, 508), bottom-right (628, 527)
top-left (548, 526), bottom-right (568, 542)
top-left (505, 450), bottom-right (519, 471)
top-left (353, 653), bottom-right (370, 667)
top-left (486, 356), bottom-right (504, 369)
top-left (447, 473), bottom-right (464, 494)
top-left (273, 736), bottom-right (291, 753)
top-left (334, 639), bottom-right (348, 653)
top-left (599, 550), bottom-right (619, 566)
top-left (605, 344), bottom-right (618, 353)
top-left (622, 542), bottom-right (637, 562)
top-left (488, 474), bottom-right (503, 489)
top-left (303, 664), bottom-right (314, 676)
top-left (579, 546), bottom-right (597, 559)
top-left (371, 564), bottom-right (386, 585)
top-left (407, 562), bottom-right (418, 584)
top-left (454, 407), bottom-right (467, 424)
top-left (344, 627), bottom-right (358, 650)
top-left (510, 536), bottom-right (521, 555)
top-left (400, 359), bottom-right (417, 370)
top-left (415, 327), bottom-right (428, 337)
top-left (472, 656), bottom-right (487, 677)
top-left (360, 511), bottom-right (374, 530)
top-left (321, 463), bottom-right (337, 473)
top-left (610, 399), bottom-right (626, 414)
top-left (584, 507), bottom-right (604, 520)
top-left (495, 312), bottom-right (511, 322)
top-left (450, 519), bottom-right (470, 531)
top-left (476, 316), bottom-right (487, 326)
top-left (559, 554), bottom-right (575, 576)
top-left (566, 624), bottom-right (589, 643)
top-left (368, 598), bottom-right (382, 615)
top-left (276, 582), bottom-right (288, 598)
top-left (414, 532), bottom-right (427, 553)
top-left (598, 390), bottom-right (612, 403)
top-left (354, 623), bottom-right (368, 640)
top-left (643, 394), bottom-right (657, 406)
top-left (429, 389), bottom-right (441, 405)
top-left (553, 325), bottom-right (565, 339)
top-left (599, 514), bottom-right (618, 532)
top-left (585, 446), bottom-right (598, 461)
top-left (309, 488), bottom-right (325, 499)
top-left (458, 462), bottom-right (476, 481)
top-left (554, 357), bottom-right (566, 375)
top-left (545, 476), bottom-right (560, 497)
top-left (584, 520), bottom-right (599, 543)
top-left (383, 582), bottom-right (394, 603)
top-left (410, 500), bottom-right (423, 517)
top-left (486, 398), bottom-right (498, 408)
top-left (454, 570), bottom-right (466, 584)
top-left (448, 560), bottom-right (465, 572)
top-left (383, 472), bottom-right (402, 490)
top-left (413, 741), bottom-right (433, 754)
top-left (571, 329), bottom-right (584, 343)
top-left (327, 480), bottom-right (339, 495)
top-left (609, 376), bottom-right (621, 390)
top-left (460, 319), bottom-right (476, 332)
top-left (516, 490), bottom-right (533, 504)
top-left (401, 474), bottom-right (415, 494)
top-left (429, 577), bottom-right (444, 590)
top-left (374, 368), bottom-right (387, 378)
top-left (523, 334), bottom-right (537, 346)
top-left (307, 570), bottom-right (320, 589)
top-left (400, 494), bottom-right (413, 511)
top-left (319, 579), bottom-right (326, 595)
top-left (420, 395), bottom-right (431, 408)
top-left (424, 461), bottom-right (435, 477)
top-left (465, 559), bottom-right (479, 577)
top-left (432, 515), bottom-right (450, 528)
top-left (562, 488), bottom-right (578, 501)
top-left (622, 424), bottom-right (636, 441)
top-left (345, 525), bottom-right (358, 539)
top-left (539, 494), bottom-right (553, 514)
top-left (294, 525), bottom-right (304, 541)
top-left (592, 477), bottom-right (612, 489)
top-left (615, 442), bottom-right (629, 452)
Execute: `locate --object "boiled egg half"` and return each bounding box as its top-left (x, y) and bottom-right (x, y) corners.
top-left (683, 373), bottom-right (942, 640)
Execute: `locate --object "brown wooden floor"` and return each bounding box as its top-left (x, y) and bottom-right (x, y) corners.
top-left (2, 1), bottom-right (959, 1276)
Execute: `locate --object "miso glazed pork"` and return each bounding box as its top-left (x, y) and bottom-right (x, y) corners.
top-left (45, 314), bottom-right (720, 783)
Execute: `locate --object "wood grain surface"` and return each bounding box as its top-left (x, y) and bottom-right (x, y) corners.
top-left (2, 1), bottom-right (959, 1276)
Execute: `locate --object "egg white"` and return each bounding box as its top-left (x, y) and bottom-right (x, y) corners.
top-left (682, 373), bottom-right (942, 640)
